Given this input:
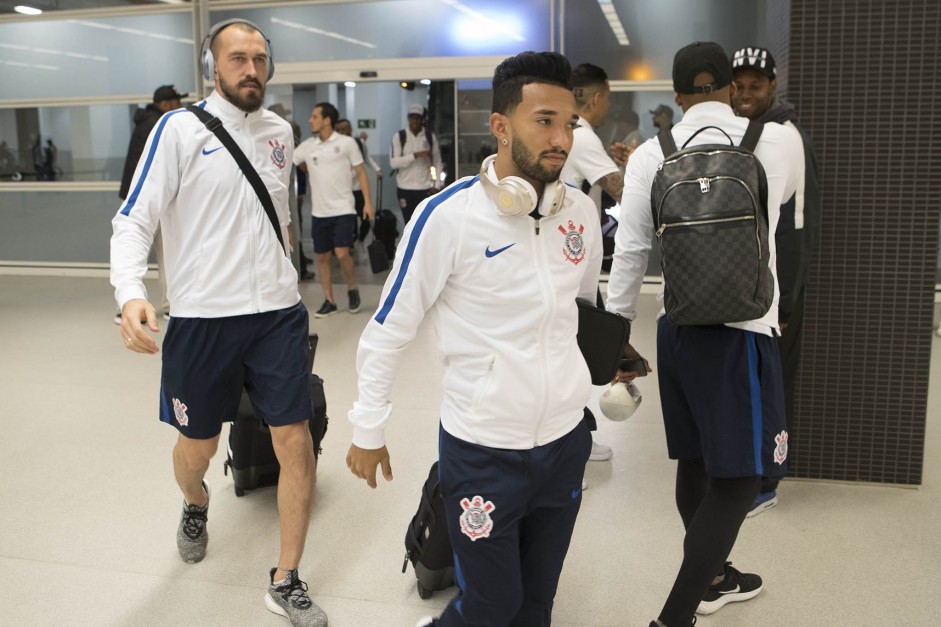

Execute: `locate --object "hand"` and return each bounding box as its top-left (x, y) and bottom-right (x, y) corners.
top-left (376, 171), bottom-right (384, 180)
top-left (414, 150), bottom-right (432, 160)
top-left (347, 444), bottom-right (393, 488)
top-left (363, 201), bottom-right (376, 222)
top-left (120, 299), bottom-right (160, 354)
top-left (610, 141), bottom-right (630, 167)
top-left (287, 227), bottom-right (297, 253)
top-left (614, 342), bottom-right (651, 382)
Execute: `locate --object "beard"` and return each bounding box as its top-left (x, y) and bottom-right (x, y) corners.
top-left (219, 74), bottom-right (265, 113)
top-left (511, 139), bottom-right (566, 183)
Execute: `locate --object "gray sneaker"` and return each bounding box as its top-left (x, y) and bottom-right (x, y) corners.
top-left (265, 568), bottom-right (328, 626)
top-left (176, 481), bottom-right (209, 563)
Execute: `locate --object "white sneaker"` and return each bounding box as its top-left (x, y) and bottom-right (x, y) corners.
top-left (415, 617), bottom-right (435, 627)
top-left (581, 478), bottom-right (588, 491)
top-left (589, 439), bottom-right (612, 461)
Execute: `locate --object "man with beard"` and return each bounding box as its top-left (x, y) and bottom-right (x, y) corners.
top-left (731, 46), bottom-right (821, 518)
top-left (110, 19), bottom-right (325, 627)
top-left (346, 51), bottom-right (602, 626)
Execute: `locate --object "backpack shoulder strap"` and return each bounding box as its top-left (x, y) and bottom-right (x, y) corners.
top-left (398, 128), bottom-right (407, 156)
top-left (657, 129), bottom-right (678, 157)
top-left (739, 119), bottom-right (764, 152)
top-left (187, 105), bottom-right (285, 253)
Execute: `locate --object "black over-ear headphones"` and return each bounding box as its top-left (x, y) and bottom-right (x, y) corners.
top-left (199, 19), bottom-right (275, 82)
top-left (479, 155), bottom-right (566, 217)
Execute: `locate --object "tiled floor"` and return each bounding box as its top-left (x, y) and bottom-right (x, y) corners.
top-left (0, 268), bottom-right (938, 626)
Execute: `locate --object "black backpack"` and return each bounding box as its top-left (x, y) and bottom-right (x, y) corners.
top-left (652, 121), bottom-right (773, 325)
top-left (402, 461), bottom-right (455, 599)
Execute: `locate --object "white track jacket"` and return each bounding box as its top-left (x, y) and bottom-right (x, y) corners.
top-left (111, 90), bottom-right (299, 318)
top-left (348, 165), bottom-right (603, 451)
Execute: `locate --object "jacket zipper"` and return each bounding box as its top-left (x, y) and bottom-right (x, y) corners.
top-left (532, 215), bottom-right (551, 446)
top-left (243, 115), bottom-right (260, 312)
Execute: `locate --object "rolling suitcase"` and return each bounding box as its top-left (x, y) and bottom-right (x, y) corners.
top-left (223, 333), bottom-right (328, 497)
top-left (372, 178), bottom-right (400, 261)
top-left (402, 461), bottom-right (455, 598)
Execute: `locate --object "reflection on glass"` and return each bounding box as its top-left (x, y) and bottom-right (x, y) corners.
top-left (456, 80), bottom-right (495, 180)
top-left (0, 104), bottom-right (139, 182)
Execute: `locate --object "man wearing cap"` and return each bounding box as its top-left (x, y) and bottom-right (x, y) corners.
top-left (115, 84), bottom-right (186, 324)
top-left (650, 103), bottom-right (675, 132)
top-left (390, 104), bottom-right (444, 226)
top-left (732, 46), bottom-right (822, 519)
top-left (605, 41), bottom-right (803, 627)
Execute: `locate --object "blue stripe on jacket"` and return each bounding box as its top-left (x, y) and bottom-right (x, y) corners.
top-left (374, 176), bottom-right (479, 325)
top-left (118, 101), bottom-right (206, 216)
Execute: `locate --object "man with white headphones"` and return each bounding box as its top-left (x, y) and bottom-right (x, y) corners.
top-left (347, 51), bottom-right (602, 626)
top-left (110, 19), bottom-right (325, 627)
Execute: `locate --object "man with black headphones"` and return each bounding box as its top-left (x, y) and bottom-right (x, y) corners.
top-left (110, 19), bottom-right (325, 627)
top-left (347, 51), bottom-right (602, 626)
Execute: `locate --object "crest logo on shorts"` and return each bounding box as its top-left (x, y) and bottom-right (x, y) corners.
top-left (269, 139), bottom-right (286, 170)
top-left (459, 495), bottom-right (495, 541)
top-left (558, 220), bottom-right (586, 265)
top-left (773, 430), bottom-right (788, 465)
top-left (172, 398), bottom-right (189, 427)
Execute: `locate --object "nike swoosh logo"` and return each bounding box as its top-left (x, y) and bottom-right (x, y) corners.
top-left (485, 243), bottom-right (515, 258)
top-left (718, 585), bottom-right (741, 595)
top-left (571, 488), bottom-right (581, 499)
top-left (201, 146), bottom-right (223, 155)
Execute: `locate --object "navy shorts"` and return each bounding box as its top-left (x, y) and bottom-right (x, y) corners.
top-left (159, 302), bottom-right (312, 439)
top-left (311, 214), bottom-right (356, 253)
top-left (656, 318), bottom-right (788, 478)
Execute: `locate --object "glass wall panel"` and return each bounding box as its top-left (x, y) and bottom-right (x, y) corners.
top-left (455, 80), bottom-right (493, 180)
top-left (0, 103), bottom-right (144, 182)
top-left (562, 0), bottom-right (762, 82)
top-left (0, 12), bottom-right (194, 100)
top-left (210, 0), bottom-right (550, 63)
top-left (0, 1), bottom-right (186, 16)
top-left (0, 190), bottom-right (120, 264)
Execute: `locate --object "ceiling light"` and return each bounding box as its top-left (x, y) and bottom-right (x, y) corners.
top-left (420, 79), bottom-right (431, 86)
top-left (344, 81), bottom-right (356, 87)
top-left (14, 5), bottom-right (43, 15)
top-left (596, 0), bottom-right (629, 46)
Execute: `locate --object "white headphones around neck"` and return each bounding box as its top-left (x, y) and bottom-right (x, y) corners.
top-left (199, 19), bottom-right (275, 82)
top-left (478, 154), bottom-right (566, 217)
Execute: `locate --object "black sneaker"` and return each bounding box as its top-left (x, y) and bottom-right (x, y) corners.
top-left (313, 300), bottom-right (337, 318)
top-left (264, 568), bottom-right (328, 626)
top-left (348, 289), bottom-right (361, 313)
top-left (176, 481), bottom-right (210, 563)
top-left (696, 562), bottom-right (762, 615)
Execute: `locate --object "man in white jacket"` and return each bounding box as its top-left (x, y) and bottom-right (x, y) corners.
top-left (347, 51), bottom-right (602, 626)
top-left (110, 19), bottom-right (325, 627)
top-left (606, 41), bottom-right (802, 627)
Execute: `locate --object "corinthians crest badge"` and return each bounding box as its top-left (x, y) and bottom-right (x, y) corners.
top-left (558, 220), bottom-right (586, 265)
top-left (774, 430), bottom-right (788, 465)
top-left (459, 495), bottom-right (495, 541)
top-left (269, 138), bottom-right (286, 170)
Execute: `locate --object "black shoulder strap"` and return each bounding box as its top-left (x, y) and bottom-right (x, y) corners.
top-left (398, 128), bottom-right (407, 156)
top-left (425, 128), bottom-right (434, 151)
top-left (354, 136), bottom-right (366, 159)
top-left (739, 119), bottom-right (764, 152)
top-left (657, 129), bottom-right (678, 157)
top-left (186, 105), bottom-right (285, 253)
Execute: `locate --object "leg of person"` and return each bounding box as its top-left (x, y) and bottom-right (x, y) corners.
top-left (654, 321), bottom-right (771, 625)
top-left (352, 189), bottom-right (366, 241)
top-left (511, 418), bottom-right (591, 626)
top-left (311, 217), bottom-right (337, 318)
top-left (436, 428), bottom-right (532, 627)
top-left (398, 188), bottom-right (415, 226)
top-left (161, 315), bottom-right (244, 564)
top-left (242, 303), bottom-right (326, 627)
top-left (332, 215), bottom-right (360, 313)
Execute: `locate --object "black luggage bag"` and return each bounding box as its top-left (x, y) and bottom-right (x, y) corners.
top-left (402, 461), bottom-right (455, 599)
top-left (223, 333), bottom-right (328, 497)
top-left (372, 178), bottom-right (400, 261)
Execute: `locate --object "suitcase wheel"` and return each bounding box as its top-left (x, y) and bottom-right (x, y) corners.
top-left (416, 580), bottom-right (433, 600)
top-left (235, 486), bottom-right (245, 497)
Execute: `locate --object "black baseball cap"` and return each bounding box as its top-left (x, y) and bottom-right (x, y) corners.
top-left (731, 46), bottom-right (777, 79)
top-left (153, 85), bottom-right (187, 103)
top-left (672, 41), bottom-right (733, 95)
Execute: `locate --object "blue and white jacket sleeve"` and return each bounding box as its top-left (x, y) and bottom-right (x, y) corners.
top-left (110, 113), bottom-right (181, 309)
top-left (348, 198), bottom-right (458, 449)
